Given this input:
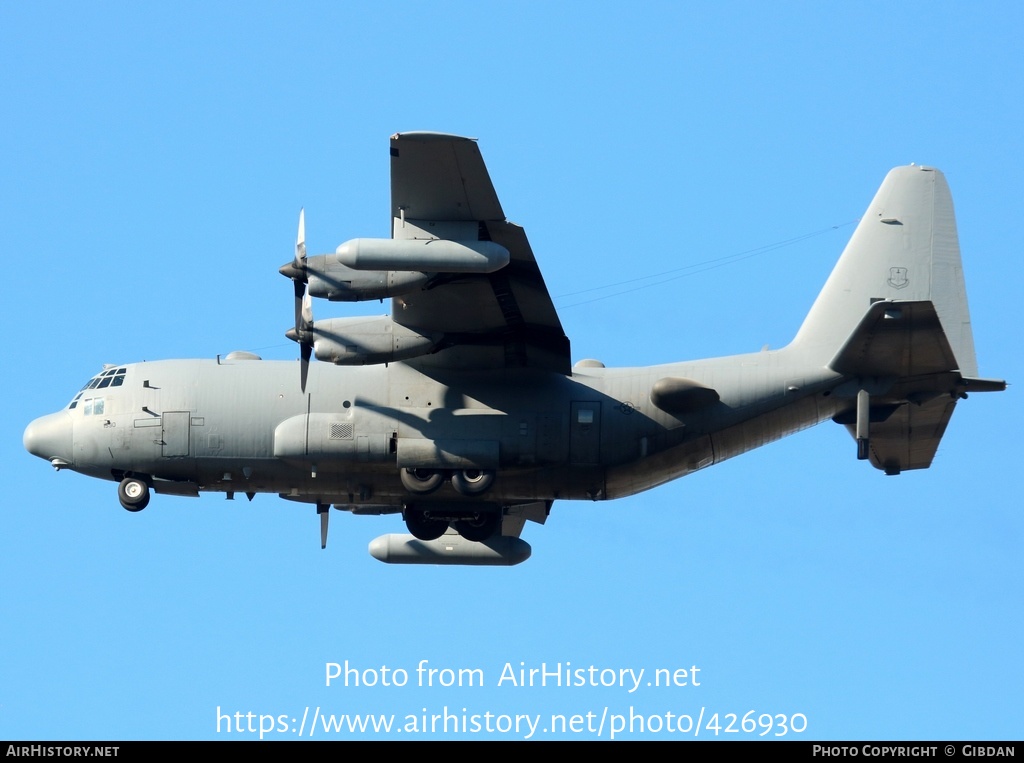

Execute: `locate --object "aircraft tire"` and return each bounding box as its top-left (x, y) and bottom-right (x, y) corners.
top-left (453, 512), bottom-right (501, 542)
top-left (451, 469), bottom-right (495, 497)
top-left (404, 510), bottom-right (448, 541)
top-left (118, 477), bottom-right (150, 512)
top-left (400, 468), bottom-right (444, 495)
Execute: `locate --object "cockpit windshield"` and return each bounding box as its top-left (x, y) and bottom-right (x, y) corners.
top-left (68, 367), bottom-right (126, 410)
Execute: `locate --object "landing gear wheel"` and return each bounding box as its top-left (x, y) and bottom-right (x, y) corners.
top-left (453, 512), bottom-right (501, 542)
top-left (118, 477), bottom-right (150, 512)
top-left (400, 468), bottom-right (445, 495)
top-left (451, 469), bottom-right (495, 497)
top-left (404, 509), bottom-right (448, 541)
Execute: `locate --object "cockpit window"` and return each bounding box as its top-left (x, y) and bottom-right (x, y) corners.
top-left (83, 398), bottom-right (105, 416)
top-left (69, 368), bottom-right (126, 409)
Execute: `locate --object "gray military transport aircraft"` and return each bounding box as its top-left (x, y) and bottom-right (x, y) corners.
top-left (24, 132), bottom-right (1005, 565)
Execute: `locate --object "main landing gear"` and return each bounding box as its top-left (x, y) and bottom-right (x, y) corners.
top-left (404, 509), bottom-right (449, 541)
top-left (450, 469), bottom-right (495, 496)
top-left (399, 467), bottom-right (501, 542)
top-left (453, 512), bottom-right (501, 542)
top-left (400, 468), bottom-right (445, 495)
top-left (403, 507), bottom-right (502, 543)
top-left (118, 477), bottom-right (150, 512)
top-left (399, 468), bottom-right (496, 497)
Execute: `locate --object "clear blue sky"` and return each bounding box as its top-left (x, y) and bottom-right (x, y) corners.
top-left (2, 1), bottom-right (1021, 741)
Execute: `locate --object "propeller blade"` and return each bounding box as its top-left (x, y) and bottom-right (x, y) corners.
top-left (299, 289), bottom-right (313, 390)
top-left (293, 279), bottom-right (305, 333)
top-left (282, 209), bottom-right (315, 393)
top-left (296, 208), bottom-right (306, 264)
top-left (278, 208), bottom-right (308, 282)
top-left (299, 289), bottom-right (313, 331)
top-left (300, 341), bottom-right (311, 393)
top-left (293, 210), bottom-right (308, 332)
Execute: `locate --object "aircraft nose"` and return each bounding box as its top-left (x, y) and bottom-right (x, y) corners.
top-left (24, 411), bottom-right (74, 467)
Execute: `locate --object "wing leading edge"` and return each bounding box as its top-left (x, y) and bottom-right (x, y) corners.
top-left (388, 132), bottom-right (570, 374)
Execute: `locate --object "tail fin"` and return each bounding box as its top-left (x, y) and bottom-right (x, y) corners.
top-left (791, 165), bottom-right (977, 376)
top-left (790, 166), bottom-right (1004, 474)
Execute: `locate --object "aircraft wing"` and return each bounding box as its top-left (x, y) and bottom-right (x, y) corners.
top-left (388, 132), bottom-right (571, 374)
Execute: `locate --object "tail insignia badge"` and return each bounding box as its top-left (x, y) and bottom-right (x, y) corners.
top-left (888, 267), bottom-right (910, 289)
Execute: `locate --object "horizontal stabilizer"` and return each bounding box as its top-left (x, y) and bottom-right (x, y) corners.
top-left (845, 396), bottom-right (957, 475)
top-left (830, 300), bottom-right (959, 378)
top-left (959, 377), bottom-right (1007, 393)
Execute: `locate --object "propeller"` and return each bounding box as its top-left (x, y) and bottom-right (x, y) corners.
top-left (281, 210), bottom-right (314, 392)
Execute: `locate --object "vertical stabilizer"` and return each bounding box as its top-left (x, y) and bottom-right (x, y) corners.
top-left (790, 166), bottom-right (977, 376)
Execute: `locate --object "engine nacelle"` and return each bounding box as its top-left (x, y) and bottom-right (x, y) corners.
top-left (313, 316), bottom-right (441, 365)
top-left (336, 238), bottom-right (509, 273)
top-left (305, 254), bottom-right (430, 302)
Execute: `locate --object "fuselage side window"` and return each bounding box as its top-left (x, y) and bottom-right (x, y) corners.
top-left (81, 397), bottom-right (105, 416)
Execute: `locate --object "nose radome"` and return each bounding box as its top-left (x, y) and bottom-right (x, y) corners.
top-left (24, 411), bottom-right (73, 466)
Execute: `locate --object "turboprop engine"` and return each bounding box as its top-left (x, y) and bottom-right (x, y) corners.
top-left (293, 238), bottom-right (510, 302)
top-left (304, 256), bottom-right (430, 302)
top-left (312, 315), bottom-right (441, 365)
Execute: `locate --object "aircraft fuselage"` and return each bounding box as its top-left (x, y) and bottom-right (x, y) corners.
top-left (24, 134), bottom-right (1005, 564)
top-left (26, 350), bottom-right (844, 510)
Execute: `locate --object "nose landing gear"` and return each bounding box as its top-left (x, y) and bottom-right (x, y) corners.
top-left (118, 477), bottom-right (150, 512)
